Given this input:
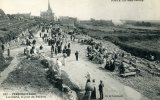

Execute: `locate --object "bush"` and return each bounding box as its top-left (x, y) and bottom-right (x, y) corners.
top-left (41, 59), bottom-right (49, 68)
top-left (117, 42), bottom-right (160, 61)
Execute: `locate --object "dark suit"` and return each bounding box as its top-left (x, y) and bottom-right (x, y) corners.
top-left (99, 83), bottom-right (104, 99)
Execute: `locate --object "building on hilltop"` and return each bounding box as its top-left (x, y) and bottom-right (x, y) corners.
top-left (12, 12), bottom-right (31, 20)
top-left (40, 0), bottom-right (54, 21)
top-left (59, 16), bottom-right (77, 27)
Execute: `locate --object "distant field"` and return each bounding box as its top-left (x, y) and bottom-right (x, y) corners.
top-left (126, 40), bottom-right (160, 52)
top-left (77, 23), bottom-right (160, 60)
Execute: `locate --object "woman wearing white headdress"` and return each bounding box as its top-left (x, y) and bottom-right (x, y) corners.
top-left (62, 53), bottom-right (67, 66)
top-left (85, 71), bottom-right (91, 82)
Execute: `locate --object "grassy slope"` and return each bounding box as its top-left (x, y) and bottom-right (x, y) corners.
top-left (77, 24), bottom-right (160, 56)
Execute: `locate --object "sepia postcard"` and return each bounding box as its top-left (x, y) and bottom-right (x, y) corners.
top-left (0, 0), bottom-right (160, 100)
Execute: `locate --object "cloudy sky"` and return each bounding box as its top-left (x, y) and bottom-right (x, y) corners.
top-left (0, 0), bottom-right (160, 20)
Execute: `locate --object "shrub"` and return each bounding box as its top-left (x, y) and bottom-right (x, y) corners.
top-left (41, 59), bottom-right (49, 68)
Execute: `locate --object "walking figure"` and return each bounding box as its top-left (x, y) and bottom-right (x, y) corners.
top-left (40, 32), bottom-right (41, 37)
top-left (99, 80), bottom-right (104, 100)
top-left (1, 44), bottom-right (5, 53)
top-left (91, 79), bottom-right (96, 99)
top-left (75, 51), bottom-right (79, 61)
top-left (7, 48), bottom-right (10, 57)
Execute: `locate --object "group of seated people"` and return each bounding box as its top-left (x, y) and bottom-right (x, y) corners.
top-left (86, 39), bottom-right (126, 74)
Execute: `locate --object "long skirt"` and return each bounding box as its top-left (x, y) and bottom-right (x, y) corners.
top-left (83, 91), bottom-right (91, 100)
top-left (91, 87), bottom-right (96, 99)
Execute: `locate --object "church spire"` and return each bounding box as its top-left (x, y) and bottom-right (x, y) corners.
top-left (48, 0), bottom-right (52, 11)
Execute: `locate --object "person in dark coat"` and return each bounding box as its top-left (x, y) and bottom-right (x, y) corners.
top-left (30, 46), bottom-right (35, 54)
top-left (91, 79), bottom-right (96, 99)
top-left (51, 44), bottom-right (54, 52)
top-left (48, 38), bottom-right (51, 46)
top-left (55, 47), bottom-right (58, 55)
top-left (26, 39), bottom-right (29, 46)
top-left (7, 48), bottom-right (10, 57)
top-left (99, 80), bottom-right (104, 100)
top-left (32, 39), bottom-right (36, 45)
top-left (62, 48), bottom-right (66, 54)
top-left (58, 45), bottom-right (62, 53)
top-left (51, 39), bottom-right (55, 45)
top-left (122, 52), bottom-right (125, 57)
top-left (114, 53), bottom-right (118, 60)
top-left (40, 32), bottom-right (41, 37)
top-left (119, 61), bottom-right (125, 74)
top-left (105, 60), bottom-right (110, 70)
top-left (2, 44), bottom-right (5, 53)
top-left (38, 44), bottom-right (42, 50)
top-left (66, 48), bottom-right (71, 57)
top-left (42, 36), bottom-right (44, 42)
top-left (68, 43), bottom-right (70, 48)
top-left (75, 51), bottom-right (79, 61)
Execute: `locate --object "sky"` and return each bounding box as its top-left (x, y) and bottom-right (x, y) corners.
top-left (0, 0), bottom-right (160, 20)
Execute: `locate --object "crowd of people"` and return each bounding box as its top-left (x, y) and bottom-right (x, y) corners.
top-left (22, 24), bottom-right (71, 60)
top-left (39, 24), bottom-right (80, 64)
top-left (86, 39), bottom-right (126, 74)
